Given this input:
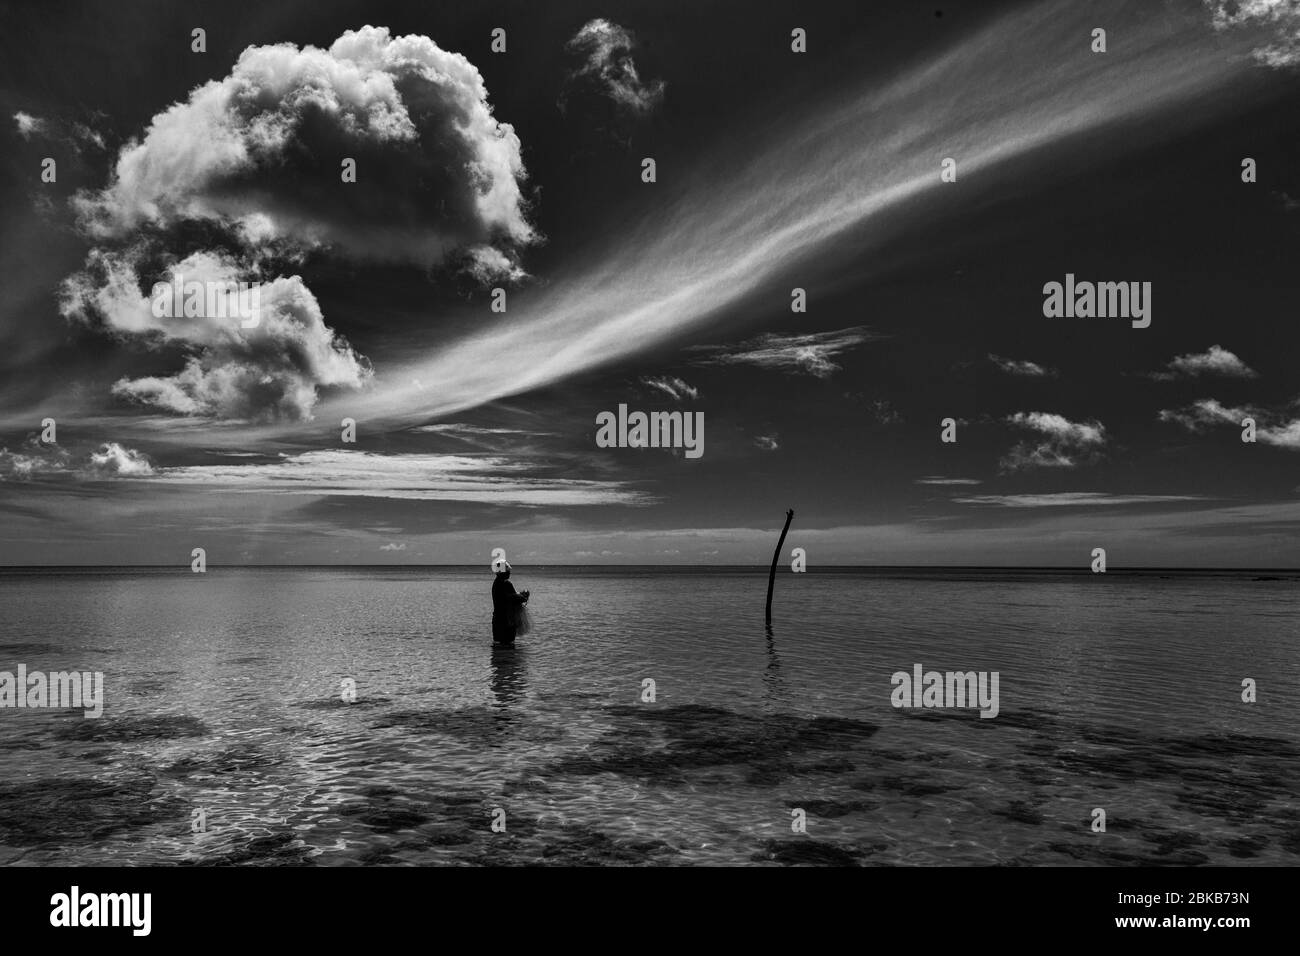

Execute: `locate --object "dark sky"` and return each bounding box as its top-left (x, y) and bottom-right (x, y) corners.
top-left (2, 0), bottom-right (1300, 566)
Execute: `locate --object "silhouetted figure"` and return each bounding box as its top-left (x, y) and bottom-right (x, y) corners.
top-left (491, 562), bottom-right (530, 645)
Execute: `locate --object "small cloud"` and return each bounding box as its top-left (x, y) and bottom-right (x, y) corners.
top-left (0, 440), bottom-right (70, 480)
top-left (460, 246), bottom-right (528, 285)
top-left (915, 476), bottom-right (982, 486)
top-left (641, 375), bottom-right (699, 401)
top-left (989, 354), bottom-right (1056, 377)
top-left (1274, 190), bottom-right (1300, 212)
top-left (1160, 398), bottom-right (1300, 449)
top-left (754, 433), bottom-right (780, 451)
top-left (1000, 411), bottom-right (1106, 472)
top-left (869, 399), bottom-right (901, 425)
top-left (691, 327), bottom-right (875, 378)
top-left (1151, 345), bottom-right (1257, 381)
top-left (562, 20), bottom-right (665, 116)
top-left (379, 542), bottom-right (407, 551)
top-left (13, 111), bottom-right (47, 139)
top-left (86, 442), bottom-right (155, 477)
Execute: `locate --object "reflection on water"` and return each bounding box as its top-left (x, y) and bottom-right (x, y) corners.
top-left (490, 644), bottom-right (527, 710)
top-left (0, 566), bottom-right (1298, 866)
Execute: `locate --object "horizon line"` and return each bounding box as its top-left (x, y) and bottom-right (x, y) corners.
top-left (1, 563), bottom-right (1297, 572)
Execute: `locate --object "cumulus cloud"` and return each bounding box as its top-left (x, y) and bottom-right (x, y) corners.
top-left (60, 250), bottom-right (371, 421)
top-left (753, 434), bottom-right (779, 451)
top-left (1159, 398), bottom-right (1300, 448)
top-left (1151, 344), bottom-right (1257, 380)
top-left (73, 26), bottom-right (535, 273)
top-left (989, 354), bottom-right (1055, 377)
top-left (641, 375), bottom-right (698, 401)
top-left (0, 439), bottom-right (152, 480)
top-left (1000, 411), bottom-right (1107, 471)
top-left (379, 542), bottom-right (407, 551)
top-left (1205, 0), bottom-right (1300, 66)
top-left (562, 20), bottom-right (665, 117)
top-left (87, 442), bottom-right (155, 476)
top-left (691, 327), bottom-right (875, 378)
top-left (0, 440), bottom-right (70, 479)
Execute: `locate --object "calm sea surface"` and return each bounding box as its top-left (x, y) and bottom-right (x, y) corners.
top-left (1, 567), bottom-right (1297, 866)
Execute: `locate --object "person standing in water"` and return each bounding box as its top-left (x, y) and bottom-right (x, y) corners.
top-left (491, 561), bottom-right (530, 645)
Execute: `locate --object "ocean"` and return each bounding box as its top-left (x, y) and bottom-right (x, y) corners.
top-left (1, 566), bottom-right (1297, 866)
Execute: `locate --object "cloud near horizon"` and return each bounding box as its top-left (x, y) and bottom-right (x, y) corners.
top-left (130, 449), bottom-right (654, 506)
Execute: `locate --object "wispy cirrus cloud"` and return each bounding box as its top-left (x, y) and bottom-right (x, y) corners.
top-left (915, 476), bottom-right (982, 486)
top-left (13, 110), bottom-right (106, 152)
top-left (135, 449), bottom-right (652, 506)
top-left (412, 423), bottom-right (554, 438)
top-left (1151, 344), bottom-right (1257, 381)
top-left (309, 0), bottom-right (1273, 439)
top-left (641, 376), bottom-right (699, 401)
top-left (956, 492), bottom-right (1211, 508)
top-left (989, 354), bottom-right (1056, 377)
top-left (690, 327), bottom-right (875, 378)
top-left (1000, 411), bottom-right (1107, 472)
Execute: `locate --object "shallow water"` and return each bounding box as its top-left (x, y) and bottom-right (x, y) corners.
top-left (1, 566), bottom-right (1297, 866)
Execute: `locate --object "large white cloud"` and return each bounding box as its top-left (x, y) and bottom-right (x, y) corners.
top-left (73, 26), bottom-right (535, 271)
top-left (60, 249), bottom-right (371, 421)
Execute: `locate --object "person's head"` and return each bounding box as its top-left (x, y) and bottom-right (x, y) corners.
top-left (493, 558), bottom-right (512, 579)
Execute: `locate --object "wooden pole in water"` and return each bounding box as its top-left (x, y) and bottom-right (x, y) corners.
top-left (766, 508), bottom-right (794, 626)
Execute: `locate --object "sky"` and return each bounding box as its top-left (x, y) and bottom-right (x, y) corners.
top-left (2, 0), bottom-right (1300, 567)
